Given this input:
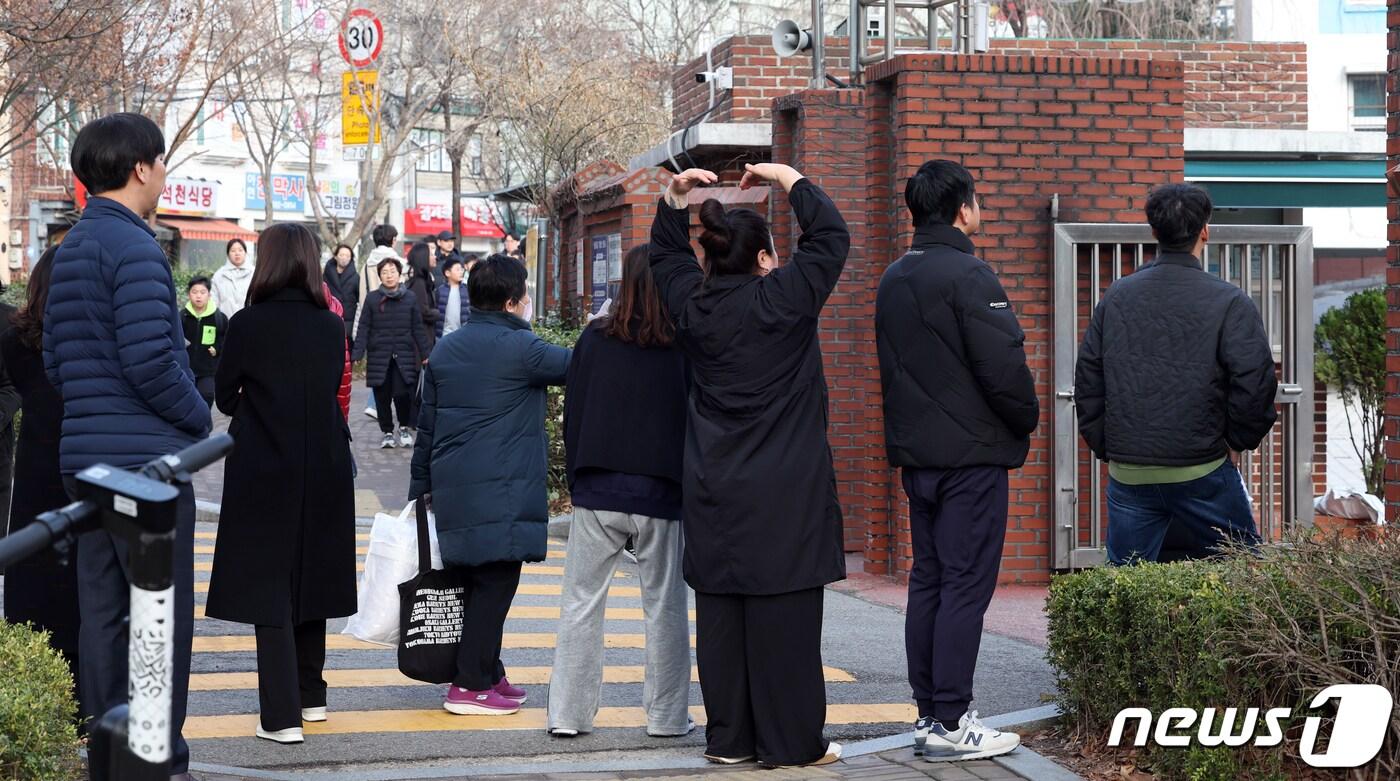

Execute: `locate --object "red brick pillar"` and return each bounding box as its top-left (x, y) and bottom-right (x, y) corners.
top-left (864, 53), bottom-right (1185, 583)
top-left (770, 88), bottom-right (889, 562)
top-left (1386, 0), bottom-right (1400, 517)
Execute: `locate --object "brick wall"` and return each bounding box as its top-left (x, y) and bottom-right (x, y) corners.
top-left (1385, 0), bottom-right (1400, 519)
top-left (1316, 249), bottom-right (1387, 285)
top-left (770, 89), bottom-right (878, 555)
top-left (673, 36), bottom-right (1304, 134)
top-left (863, 52), bottom-right (1185, 583)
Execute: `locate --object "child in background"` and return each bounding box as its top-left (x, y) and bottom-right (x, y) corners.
top-left (183, 275), bottom-right (229, 409)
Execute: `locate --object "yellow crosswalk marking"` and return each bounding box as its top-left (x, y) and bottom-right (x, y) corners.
top-left (193, 633), bottom-right (691, 653)
top-left (193, 531), bottom-right (565, 548)
top-left (184, 703), bottom-right (915, 739)
top-left (189, 665), bottom-right (855, 691)
top-left (195, 604), bottom-right (689, 621)
top-left (191, 562), bottom-right (588, 577)
top-left (193, 580), bottom-right (626, 596)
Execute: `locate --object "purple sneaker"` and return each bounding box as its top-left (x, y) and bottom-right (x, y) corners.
top-left (443, 685), bottom-right (521, 715)
top-left (494, 676), bottom-right (528, 703)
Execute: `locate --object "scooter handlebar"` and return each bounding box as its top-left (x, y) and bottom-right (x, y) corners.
top-left (141, 433), bottom-right (234, 480)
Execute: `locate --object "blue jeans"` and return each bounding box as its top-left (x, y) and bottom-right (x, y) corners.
top-left (1106, 459), bottom-right (1260, 566)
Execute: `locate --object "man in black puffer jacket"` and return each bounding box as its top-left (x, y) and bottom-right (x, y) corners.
top-left (1075, 183), bottom-right (1276, 566)
top-left (876, 160), bottom-right (1037, 763)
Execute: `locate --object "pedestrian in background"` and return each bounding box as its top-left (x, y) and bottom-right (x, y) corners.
top-left (207, 222), bottom-right (357, 745)
top-left (548, 243), bottom-right (691, 739)
top-left (1, 247), bottom-right (80, 687)
top-left (1075, 184), bottom-right (1276, 564)
top-left (435, 257), bottom-right (470, 339)
top-left (45, 112), bottom-right (210, 781)
top-left (649, 163), bottom-right (848, 768)
top-left (324, 243), bottom-right (360, 348)
top-left (182, 275), bottom-right (228, 409)
top-left (435, 230), bottom-right (462, 268)
top-left (875, 160), bottom-right (1036, 762)
top-left (212, 237), bottom-right (254, 318)
top-left (361, 225), bottom-right (403, 419)
top-left (409, 254), bottom-right (568, 716)
top-left (405, 241), bottom-right (440, 353)
top-left (352, 257), bottom-right (429, 449)
top-left (0, 293), bottom-right (17, 552)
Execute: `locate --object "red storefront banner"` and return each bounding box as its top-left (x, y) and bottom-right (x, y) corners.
top-left (403, 203), bottom-right (504, 238)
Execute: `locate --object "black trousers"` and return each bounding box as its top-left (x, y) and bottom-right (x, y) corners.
top-left (902, 466), bottom-right (1008, 724)
top-left (67, 477), bottom-right (196, 775)
top-left (694, 587), bottom-right (828, 766)
top-left (254, 617), bottom-right (328, 731)
top-left (451, 560), bottom-right (521, 691)
top-left (372, 358), bottom-right (413, 433)
top-left (195, 375), bottom-right (215, 410)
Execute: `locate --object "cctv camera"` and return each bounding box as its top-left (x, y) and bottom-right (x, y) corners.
top-left (694, 67), bottom-right (733, 89)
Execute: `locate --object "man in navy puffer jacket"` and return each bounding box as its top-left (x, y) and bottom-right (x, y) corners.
top-left (44, 113), bottom-right (209, 780)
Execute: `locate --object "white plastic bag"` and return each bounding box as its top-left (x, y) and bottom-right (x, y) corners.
top-left (1314, 488), bottom-right (1385, 525)
top-left (343, 500), bottom-right (443, 646)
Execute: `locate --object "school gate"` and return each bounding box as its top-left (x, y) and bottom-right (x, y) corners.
top-left (554, 45), bottom-right (1322, 584)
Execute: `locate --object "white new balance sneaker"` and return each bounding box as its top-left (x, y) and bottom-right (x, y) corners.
top-left (923, 710), bottom-right (1019, 762)
top-left (256, 725), bottom-right (305, 744)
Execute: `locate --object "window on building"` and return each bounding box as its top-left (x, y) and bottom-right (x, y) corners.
top-left (411, 128), bottom-right (449, 172)
top-left (468, 136), bottom-right (483, 177)
top-left (867, 15), bottom-right (883, 39)
top-left (36, 98), bottom-right (74, 170)
top-left (1348, 74), bottom-right (1385, 131)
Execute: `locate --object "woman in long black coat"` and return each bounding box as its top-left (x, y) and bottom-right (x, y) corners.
top-left (207, 222), bottom-right (357, 745)
top-left (649, 163), bottom-right (850, 768)
top-left (352, 258), bottom-right (430, 449)
top-left (0, 248), bottom-right (80, 684)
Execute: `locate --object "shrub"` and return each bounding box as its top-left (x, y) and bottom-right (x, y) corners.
top-left (1047, 531), bottom-right (1400, 780)
top-left (1315, 287), bottom-right (1384, 494)
top-left (0, 622), bottom-right (82, 780)
top-left (533, 319), bottom-right (581, 512)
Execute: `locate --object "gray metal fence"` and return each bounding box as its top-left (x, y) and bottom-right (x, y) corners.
top-left (1051, 224), bottom-right (1315, 569)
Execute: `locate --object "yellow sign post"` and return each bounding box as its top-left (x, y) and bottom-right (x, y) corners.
top-left (342, 70), bottom-right (381, 146)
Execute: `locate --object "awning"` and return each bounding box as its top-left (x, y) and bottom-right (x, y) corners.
top-left (158, 217), bottom-right (259, 243)
top-left (1185, 159), bottom-right (1384, 208)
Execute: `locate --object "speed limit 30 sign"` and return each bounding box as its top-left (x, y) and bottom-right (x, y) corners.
top-left (339, 9), bottom-right (384, 67)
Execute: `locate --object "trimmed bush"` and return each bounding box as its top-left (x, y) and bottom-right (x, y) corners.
top-left (0, 622), bottom-right (82, 780)
top-left (1047, 530), bottom-right (1400, 780)
top-left (533, 319), bottom-right (582, 511)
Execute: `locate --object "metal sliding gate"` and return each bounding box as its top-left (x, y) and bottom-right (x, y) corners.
top-left (1052, 224), bottom-right (1315, 570)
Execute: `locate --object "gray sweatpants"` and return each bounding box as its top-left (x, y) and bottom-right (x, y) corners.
top-left (547, 507), bottom-right (692, 735)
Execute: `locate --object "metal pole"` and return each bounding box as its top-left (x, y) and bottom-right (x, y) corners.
top-left (886, 0), bottom-right (897, 64)
top-left (850, 0), bottom-right (862, 85)
top-left (811, 0), bottom-right (826, 89)
top-left (1089, 243), bottom-right (1101, 549)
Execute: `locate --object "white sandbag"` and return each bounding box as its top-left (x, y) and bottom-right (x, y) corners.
top-left (1314, 488), bottom-right (1385, 525)
top-left (343, 500), bottom-right (443, 646)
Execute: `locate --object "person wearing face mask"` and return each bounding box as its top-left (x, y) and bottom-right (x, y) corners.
top-left (352, 258), bottom-right (430, 449)
top-left (212, 237), bottom-right (255, 318)
top-left (648, 163), bottom-right (849, 769)
top-left (408, 254), bottom-right (569, 716)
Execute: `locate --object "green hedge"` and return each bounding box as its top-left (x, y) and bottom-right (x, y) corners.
top-left (533, 320), bottom-right (582, 511)
top-left (0, 623), bottom-right (82, 780)
top-left (1047, 531), bottom-right (1400, 780)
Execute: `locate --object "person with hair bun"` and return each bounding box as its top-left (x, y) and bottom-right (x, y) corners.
top-left (648, 163), bottom-right (850, 768)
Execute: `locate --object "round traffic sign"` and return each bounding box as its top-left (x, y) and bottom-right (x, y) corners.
top-left (339, 9), bottom-right (384, 68)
